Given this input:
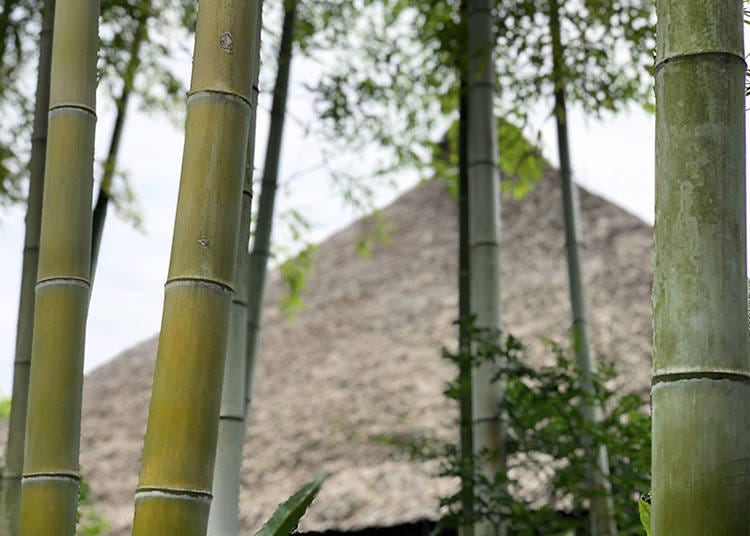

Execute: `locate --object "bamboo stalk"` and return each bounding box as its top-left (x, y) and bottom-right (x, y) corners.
top-left (457, 1), bottom-right (473, 532)
top-left (651, 1), bottom-right (749, 534)
top-left (18, 0), bottom-right (99, 531)
top-left (91, 0), bottom-right (150, 281)
top-left (0, 0), bottom-right (55, 533)
top-left (207, 1), bottom-right (263, 533)
top-left (131, 0), bottom-right (258, 532)
top-left (466, 0), bottom-right (504, 534)
top-left (547, 0), bottom-right (617, 533)
top-left (244, 0), bottom-right (297, 414)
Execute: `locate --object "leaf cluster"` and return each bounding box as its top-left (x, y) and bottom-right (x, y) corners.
top-left (98, 0), bottom-right (191, 118)
top-left (293, 0), bottom-right (654, 205)
top-left (495, 0), bottom-right (655, 115)
top-left (408, 324), bottom-right (652, 534)
top-left (0, 0), bottom-right (45, 204)
top-left (76, 479), bottom-right (110, 535)
top-left (435, 116), bottom-right (546, 199)
top-left (0, 0), bottom-right (194, 209)
top-left (279, 243), bottom-right (318, 316)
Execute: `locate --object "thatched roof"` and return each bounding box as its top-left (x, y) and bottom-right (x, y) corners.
top-left (65, 174), bottom-right (652, 533)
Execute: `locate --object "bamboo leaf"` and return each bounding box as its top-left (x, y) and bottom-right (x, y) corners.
top-left (638, 495), bottom-right (650, 536)
top-left (255, 474), bottom-right (328, 536)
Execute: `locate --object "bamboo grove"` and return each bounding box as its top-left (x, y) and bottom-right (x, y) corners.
top-left (0, 0), bottom-right (746, 535)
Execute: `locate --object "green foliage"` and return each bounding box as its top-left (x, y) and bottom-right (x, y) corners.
top-left (280, 244), bottom-right (317, 316)
top-left (0, 0), bottom-right (193, 208)
top-left (399, 324), bottom-right (651, 535)
top-left (98, 0), bottom-right (192, 119)
top-left (0, 0), bottom-right (46, 205)
top-left (255, 474), bottom-right (328, 536)
top-left (0, 397), bottom-right (11, 419)
top-left (76, 479), bottom-right (109, 536)
top-left (495, 0), bottom-right (655, 116)
top-left (99, 166), bottom-right (145, 232)
top-left (436, 117), bottom-right (546, 199)
top-left (355, 209), bottom-right (394, 258)
top-left (638, 493), bottom-right (650, 536)
top-left (296, 0), bottom-right (653, 209)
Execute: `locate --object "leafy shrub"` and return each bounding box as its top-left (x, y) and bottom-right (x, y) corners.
top-left (395, 325), bottom-right (651, 535)
top-left (77, 479), bottom-right (109, 536)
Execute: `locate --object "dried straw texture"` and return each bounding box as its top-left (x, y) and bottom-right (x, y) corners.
top-left (31, 176), bottom-right (656, 534)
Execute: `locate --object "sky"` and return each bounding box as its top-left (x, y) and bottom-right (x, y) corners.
top-left (0, 24), bottom-right (743, 395)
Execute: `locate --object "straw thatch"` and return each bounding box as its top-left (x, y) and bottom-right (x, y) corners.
top-left (14, 173), bottom-right (655, 533)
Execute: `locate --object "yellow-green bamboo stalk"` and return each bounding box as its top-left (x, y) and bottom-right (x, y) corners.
top-left (131, 0), bottom-right (257, 532)
top-left (18, 0), bottom-right (99, 531)
top-left (91, 0), bottom-right (150, 281)
top-left (244, 0), bottom-right (297, 414)
top-left (466, 0), bottom-right (504, 534)
top-left (547, 0), bottom-right (616, 533)
top-left (207, 1), bottom-right (263, 533)
top-left (1, 0), bottom-right (55, 533)
top-left (651, 1), bottom-right (749, 534)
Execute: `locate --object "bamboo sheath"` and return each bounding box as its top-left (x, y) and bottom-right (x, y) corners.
top-left (651, 1), bottom-right (750, 534)
top-left (207, 1), bottom-right (262, 533)
top-left (18, 0), bottom-right (99, 532)
top-left (466, 0), bottom-right (504, 534)
top-left (1, 1), bottom-right (55, 533)
top-left (244, 0), bottom-right (297, 414)
top-left (547, 1), bottom-right (617, 534)
top-left (132, 0), bottom-right (256, 532)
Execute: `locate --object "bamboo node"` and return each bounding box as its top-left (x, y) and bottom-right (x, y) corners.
top-left (219, 32), bottom-right (234, 53)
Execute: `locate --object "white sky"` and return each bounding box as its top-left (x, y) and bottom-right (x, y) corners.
top-left (0, 35), bottom-right (745, 395)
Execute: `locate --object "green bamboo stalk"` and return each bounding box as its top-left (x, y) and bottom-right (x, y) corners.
top-left (547, 1), bottom-right (616, 533)
top-left (652, 1), bottom-right (749, 534)
top-left (207, 1), bottom-right (263, 533)
top-left (17, 0), bottom-right (99, 531)
top-left (244, 0), bottom-right (297, 414)
top-left (91, 0), bottom-right (149, 281)
top-left (0, 0), bottom-right (55, 533)
top-left (131, 0), bottom-right (258, 532)
top-left (457, 1), bottom-right (473, 532)
top-left (466, 0), bottom-right (504, 534)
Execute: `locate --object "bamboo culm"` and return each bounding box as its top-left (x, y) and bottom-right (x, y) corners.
top-left (18, 0), bottom-right (99, 531)
top-left (547, 0), bottom-right (617, 533)
top-left (90, 0), bottom-right (150, 281)
top-left (131, 0), bottom-right (258, 531)
top-left (466, 0), bottom-right (504, 534)
top-left (457, 0), bottom-right (473, 532)
top-left (651, 1), bottom-right (749, 534)
top-left (244, 0), bottom-right (297, 414)
top-left (1, 0), bottom-right (55, 533)
top-left (207, 1), bottom-right (263, 533)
